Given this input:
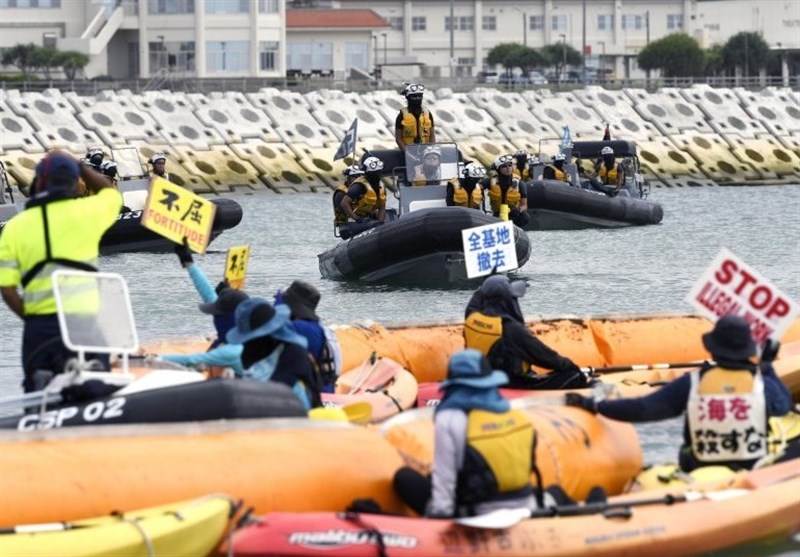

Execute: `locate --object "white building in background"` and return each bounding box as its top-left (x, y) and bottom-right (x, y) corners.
top-left (0, 0), bottom-right (796, 80)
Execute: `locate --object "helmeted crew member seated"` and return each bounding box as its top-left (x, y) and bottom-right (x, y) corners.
top-left (464, 275), bottom-right (587, 390)
top-left (511, 150), bottom-right (533, 182)
top-left (566, 315), bottom-right (793, 472)
top-left (542, 152), bottom-right (569, 182)
top-left (149, 152), bottom-right (170, 181)
top-left (339, 156), bottom-right (386, 226)
top-left (413, 145), bottom-right (448, 186)
top-left (583, 146), bottom-right (621, 197)
top-left (446, 161), bottom-right (485, 209)
top-left (395, 83), bottom-right (436, 150)
top-left (333, 164), bottom-right (365, 229)
top-left (393, 349), bottom-right (540, 517)
top-left (480, 154), bottom-right (529, 227)
top-left (84, 147), bottom-right (104, 171)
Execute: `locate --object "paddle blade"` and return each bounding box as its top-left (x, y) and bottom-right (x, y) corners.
top-left (308, 406), bottom-right (350, 423)
top-left (454, 507), bottom-right (530, 529)
top-left (343, 402), bottom-right (373, 425)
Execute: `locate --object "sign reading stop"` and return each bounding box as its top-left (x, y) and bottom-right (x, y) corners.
top-left (686, 248), bottom-right (799, 345)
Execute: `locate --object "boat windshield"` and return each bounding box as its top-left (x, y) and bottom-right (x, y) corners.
top-left (112, 147), bottom-right (149, 180)
top-left (403, 143), bottom-right (459, 186)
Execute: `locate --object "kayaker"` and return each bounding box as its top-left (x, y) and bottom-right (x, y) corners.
top-left (158, 240), bottom-right (248, 377)
top-left (511, 150), bottom-right (533, 182)
top-left (395, 82), bottom-right (436, 151)
top-left (275, 280), bottom-right (341, 393)
top-left (0, 150), bottom-right (122, 392)
top-left (149, 152), bottom-right (170, 181)
top-left (480, 154), bottom-right (529, 227)
top-left (446, 161), bottom-right (484, 209)
top-left (393, 349), bottom-right (540, 517)
top-left (464, 275), bottom-right (588, 390)
top-left (339, 156), bottom-right (386, 228)
top-left (566, 315), bottom-right (793, 472)
top-left (332, 164), bottom-right (364, 229)
top-left (226, 296), bottom-right (322, 410)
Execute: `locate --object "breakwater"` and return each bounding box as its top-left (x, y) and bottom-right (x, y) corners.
top-left (0, 85), bottom-right (798, 193)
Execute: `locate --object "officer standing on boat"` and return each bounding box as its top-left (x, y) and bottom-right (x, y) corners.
top-left (395, 83), bottom-right (436, 151)
top-left (565, 315), bottom-right (792, 472)
top-left (0, 150), bottom-right (122, 392)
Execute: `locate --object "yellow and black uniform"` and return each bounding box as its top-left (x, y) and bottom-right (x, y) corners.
top-left (447, 179), bottom-right (483, 209)
top-left (395, 108), bottom-right (434, 147)
top-left (597, 164), bottom-right (618, 185)
top-left (332, 183), bottom-right (350, 225)
top-left (346, 177), bottom-right (386, 218)
top-left (457, 408), bottom-right (535, 510)
top-left (542, 164), bottom-right (567, 182)
top-left (483, 176), bottom-right (524, 215)
top-left (512, 166), bottom-right (532, 182)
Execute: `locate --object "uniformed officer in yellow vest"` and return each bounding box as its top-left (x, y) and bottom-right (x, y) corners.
top-left (542, 152), bottom-right (568, 182)
top-left (0, 150), bottom-right (122, 392)
top-left (332, 164), bottom-right (364, 227)
top-left (393, 349), bottom-right (540, 517)
top-left (338, 156), bottom-right (386, 239)
top-left (566, 315), bottom-right (793, 472)
top-left (594, 146), bottom-right (621, 188)
top-left (149, 152), bottom-right (170, 181)
top-left (480, 154), bottom-right (530, 227)
top-left (395, 83), bottom-right (436, 151)
top-left (511, 150), bottom-right (533, 182)
top-left (446, 161), bottom-right (485, 209)
top-left (413, 145), bottom-right (448, 186)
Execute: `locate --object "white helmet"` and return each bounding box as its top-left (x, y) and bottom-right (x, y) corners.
top-left (463, 162), bottom-right (486, 179)
top-left (422, 145), bottom-right (442, 159)
top-left (553, 152), bottom-right (567, 162)
top-left (493, 154), bottom-right (514, 168)
top-left (600, 146), bottom-right (614, 156)
top-left (515, 149), bottom-right (528, 158)
top-left (343, 164), bottom-right (364, 178)
top-left (150, 152), bottom-right (167, 164)
top-left (362, 156), bottom-right (384, 172)
top-left (402, 83), bottom-right (425, 97)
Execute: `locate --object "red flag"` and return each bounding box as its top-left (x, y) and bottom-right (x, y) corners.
top-left (602, 123), bottom-right (611, 141)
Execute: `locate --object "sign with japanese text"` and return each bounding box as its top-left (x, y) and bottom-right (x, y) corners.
top-left (141, 178), bottom-right (216, 253)
top-left (461, 221), bottom-right (518, 279)
top-left (686, 248), bottom-right (799, 345)
top-left (224, 245), bottom-right (250, 290)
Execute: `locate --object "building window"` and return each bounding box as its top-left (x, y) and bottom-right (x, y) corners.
top-left (482, 15), bottom-right (496, 31)
top-left (597, 14), bottom-right (614, 31)
top-left (411, 16), bottom-right (426, 31)
top-left (149, 40), bottom-right (196, 73)
top-left (667, 14), bottom-right (683, 30)
top-left (345, 41), bottom-right (368, 72)
top-left (149, 0), bottom-right (194, 15)
top-left (205, 0), bottom-right (248, 14)
top-left (446, 16), bottom-right (474, 31)
top-left (0, 0), bottom-right (61, 6)
top-left (259, 41), bottom-right (278, 71)
top-left (258, 0), bottom-right (278, 13)
top-left (457, 57), bottom-right (474, 66)
top-left (388, 17), bottom-right (403, 31)
top-left (551, 14), bottom-right (567, 32)
top-left (622, 14), bottom-right (644, 30)
top-left (206, 40), bottom-right (249, 73)
top-left (529, 15), bottom-right (543, 31)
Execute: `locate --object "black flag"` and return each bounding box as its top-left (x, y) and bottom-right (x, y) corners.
top-left (333, 118), bottom-right (358, 161)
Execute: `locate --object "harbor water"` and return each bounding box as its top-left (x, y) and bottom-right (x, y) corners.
top-left (1, 186), bottom-right (799, 462)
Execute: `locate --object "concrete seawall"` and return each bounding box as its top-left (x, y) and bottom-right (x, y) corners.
top-left (1, 84), bottom-right (798, 194)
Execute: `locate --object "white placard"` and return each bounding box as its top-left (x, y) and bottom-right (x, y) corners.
top-left (686, 248), bottom-right (799, 344)
top-left (462, 221), bottom-right (519, 279)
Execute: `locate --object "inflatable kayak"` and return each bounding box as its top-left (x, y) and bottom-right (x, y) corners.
top-left (224, 458), bottom-right (800, 557)
top-left (0, 494), bottom-right (234, 557)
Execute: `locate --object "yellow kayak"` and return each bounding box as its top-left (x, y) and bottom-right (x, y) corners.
top-left (0, 494), bottom-right (234, 557)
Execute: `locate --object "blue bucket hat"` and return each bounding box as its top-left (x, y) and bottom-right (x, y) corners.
top-left (226, 296), bottom-right (291, 345)
top-left (702, 315), bottom-right (757, 361)
top-left (441, 349), bottom-right (508, 390)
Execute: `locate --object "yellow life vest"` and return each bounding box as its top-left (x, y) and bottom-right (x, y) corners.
top-left (349, 177), bottom-right (386, 217)
top-left (399, 108), bottom-right (433, 146)
top-left (332, 183), bottom-right (349, 225)
top-left (458, 408), bottom-right (535, 506)
top-left (598, 165), bottom-right (618, 185)
top-left (545, 165), bottom-right (566, 182)
top-left (451, 181), bottom-right (483, 209)
top-left (486, 177), bottom-right (522, 214)
top-left (512, 167), bottom-right (532, 182)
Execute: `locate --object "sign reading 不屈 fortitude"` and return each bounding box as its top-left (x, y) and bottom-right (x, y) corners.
top-left (461, 221), bottom-right (519, 279)
top-left (224, 245), bottom-right (250, 290)
top-left (141, 178), bottom-right (216, 253)
top-left (686, 248), bottom-right (799, 344)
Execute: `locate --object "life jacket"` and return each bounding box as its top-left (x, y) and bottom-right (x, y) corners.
top-left (686, 367), bottom-right (768, 466)
top-left (398, 108), bottom-right (433, 146)
top-left (464, 312), bottom-right (529, 377)
top-left (314, 323), bottom-right (342, 390)
top-left (456, 408), bottom-right (535, 511)
top-left (332, 184), bottom-right (349, 225)
top-left (512, 166), bottom-right (532, 182)
top-left (598, 165), bottom-right (618, 185)
top-left (350, 177), bottom-right (386, 217)
top-left (486, 176), bottom-right (522, 214)
top-left (545, 165), bottom-right (567, 182)
top-left (451, 180), bottom-right (483, 209)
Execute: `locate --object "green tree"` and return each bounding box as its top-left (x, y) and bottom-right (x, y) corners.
top-left (486, 43), bottom-right (525, 77)
top-left (721, 32), bottom-right (771, 77)
top-left (1, 43), bottom-right (38, 77)
top-left (704, 44), bottom-right (725, 76)
top-left (30, 46), bottom-right (61, 79)
top-left (637, 33), bottom-right (704, 77)
top-left (540, 43), bottom-right (583, 77)
top-left (58, 51), bottom-right (90, 80)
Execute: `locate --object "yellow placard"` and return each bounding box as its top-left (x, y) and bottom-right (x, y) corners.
top-left (224, 245), bottom-right (250, 290)
top-left (141, 177), bottom-right (216, 253)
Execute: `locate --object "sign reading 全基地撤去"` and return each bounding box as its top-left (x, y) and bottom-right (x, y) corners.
top-left (461, 221), bottom-right (518, 279)
top-left (686, 248), bottom-right (799, 345)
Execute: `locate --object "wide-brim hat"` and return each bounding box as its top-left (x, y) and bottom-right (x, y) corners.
top-left (440, 349), bottom-right (508, 390)
top-left (226, 297), bottom-right (291, 345)
top-left (479, 275), bottom-right (527, 299)
top-left (282, 280), bottom-right (320, 321)
top-left (702, 315), bottom-right (757, 361)
top-left (198, 288), bottom-right (249, 316)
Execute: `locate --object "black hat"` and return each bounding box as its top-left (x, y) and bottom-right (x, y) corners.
top-left (198, 288), bottom-right (249, 316)
top-left (702, 315), bottom-right (757, 361)
top-left (283, 280), bottom-right (320, 321)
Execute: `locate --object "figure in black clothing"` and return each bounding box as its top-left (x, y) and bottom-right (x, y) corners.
top-left (464, 275), bottom-right (587, 390)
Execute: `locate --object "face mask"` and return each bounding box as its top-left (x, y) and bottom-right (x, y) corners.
top-left (407, 97), bottom-right (423, 110)
top-left (603, 156), bottom-right (614, 166)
